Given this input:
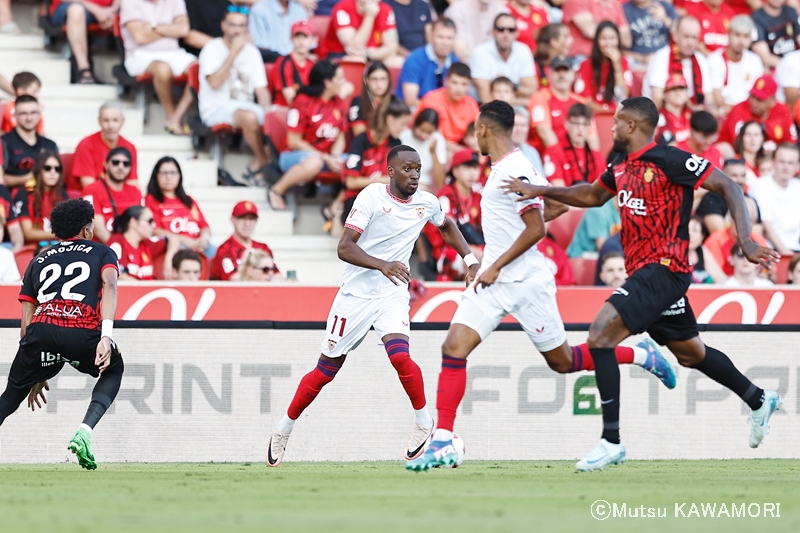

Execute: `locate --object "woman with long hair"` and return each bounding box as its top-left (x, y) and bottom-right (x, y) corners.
top-left (107, 205), bottom-right (179, 280)
top-left (14, 151), bottom-right (68, 247)
top-left (349, 61), bottom-right (393, 137)
top-left (145, 156), bottom-right (213, 256)
top-left (533, 23), bottom-right (572, 88)
top-left (238, 248), bottom-right (282, 282)
top-left (733, 120), bottom-right (767, 185)
top-left (574, 21), bottom-right (631, 112)
top-left (399, 108), bottom-right (447, 192)
top-left (269, 60), bottom-right (348, 211)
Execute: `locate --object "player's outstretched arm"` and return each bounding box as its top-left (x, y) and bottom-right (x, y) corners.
top-left (702, 168), bottom-right (781, 268)
top-left (96, 267), bottom-right (118, 372)
top-left (337, 227), bottom-right (411, 285)
top-left (475, 208), bottom-right (545, 290)
top-left (501, 179), bottom-right (613, 208)
top-left (543, 198), bottom-right (568, 222)
top-left (437, 218), bottom-right (480, 286)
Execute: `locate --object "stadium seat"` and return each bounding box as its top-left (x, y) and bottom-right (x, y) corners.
top-left (265, 63), bottom-right (275, 85)
top-left (38, 0), bottom-right (109, 65)
top-left (264, 107), bottom-right (289, 153)
top-left (389, 67), bottom-right (401, 89)
top-left (775, 253), bottom-right (795, 284)
top-left (60, 153), bottom-right (83, 197)
top-left (337, 61), bottom-right (366, 105)
top-left (568, 257), bottom-right (597, 286)
top-left (309, 15), bottom-right (331, 41)
top-left (594, 112), bottom-right (615, 158)
top-left (152, 251), bottom-right (210, 281)
top-left (548, 207), bottom-right (584, 250)
top-left (631, 70), bottom-right (645, 98)
top-left (14, 246), bottom-right (36, 276)
top-left (0, 101), bottom-right (7, 124)
top-left (186, 62), bottom-right (240, 168)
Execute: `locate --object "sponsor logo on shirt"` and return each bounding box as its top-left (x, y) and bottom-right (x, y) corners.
top-left (618, 189), bottom-right (647, 216)
top-left (163, 209), bottom-right (175, 216)
top-left (684, 153), bottom-right (709, 177)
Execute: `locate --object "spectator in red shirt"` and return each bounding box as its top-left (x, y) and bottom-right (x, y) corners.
top-left (424, 149), bottom-right (483, 281)
top-left (82, 147), bottom-right (144, 243)
top-left (108, 205), bottom-right (179, 280)
top-left (211, 200), bottom-right (276, 281)
top-left (718, 74), bottom-right (798, 156)
top-left (270, 60), bottom-right (348, 210)
top-left (506, 0), bottom-right (549, 54)
top-left (543, 103), bottom-right (605, 186)
top-left (574, 21), bottom-right (632, 112)
top-left (349, 60), bottom-right (394, 136)
top-left (532, 23), bottom-right (572, 89)
top-left (685, 0), bottom-right (735, 55)
top-left (676, 110), bottom-right (724, 168)
top-left (538, 234), bottom-right (575, 286)
top-left (145, 156), bottom-right (213, 256)
top-left (49, 0), bottom-right (118, 83)
top-left (270, 21), bottom-right (316, 107)
top-left (562, 0), bottom-right (631, 58)
top-left (10, 152), bottom-right (68, 247)
top-left (320, 0), bottom-right (402, 67)
top-left (71, 101), bottom-right (139, 191)
top-left (1, 72), bottom-right (44, 135)
top-left (655, 73), bottom-right (692, 145)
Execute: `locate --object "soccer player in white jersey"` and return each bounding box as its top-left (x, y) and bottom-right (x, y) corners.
top-left (267, 145), bottom-right (480, 466)
top-left (406, 101), bottom-right (678, 471)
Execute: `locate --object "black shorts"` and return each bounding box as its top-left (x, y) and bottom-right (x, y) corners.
top-left (6, 323), bottom-right (122, 390)
top-left (606, 263), bottom-right (699, 346)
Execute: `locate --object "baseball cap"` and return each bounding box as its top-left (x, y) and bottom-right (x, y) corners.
top-left (451, 149), bottom-right (480, 168)
top-left (106, 146), bottom-right (132, 162)
top-left (549, 55), bottom-right (573, 70)
top-left (232, 200), bottom-right (259, 218)
top-left (750, 75), bottom-right (778, 100)
top-left (664, 73), bottom-right (688, 91)
top-left (291, 20), bottom-right (315, 37)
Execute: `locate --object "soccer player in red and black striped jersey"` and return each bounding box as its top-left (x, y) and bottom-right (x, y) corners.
top-left (505, 97), bottom-right (783, 471)
top-left (0, 198), bottom-right (124, 470)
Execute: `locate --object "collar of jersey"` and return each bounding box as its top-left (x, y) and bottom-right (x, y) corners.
top-left (492, 148), bottom-right (520, 166)
top-left (385, 184), bottom-right (412, 204)
top-left (628, 141), bottom-right (657, 161)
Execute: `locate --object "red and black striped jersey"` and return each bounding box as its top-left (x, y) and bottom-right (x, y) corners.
top-left (19, 239), bottom-right (119, 329)
top-left (599, 142), bottom-right (713, 275)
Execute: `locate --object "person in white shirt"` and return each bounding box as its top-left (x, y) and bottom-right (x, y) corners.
top-left (723, 242), bottom-right (775, 287)
top-left (775, 49), bottom-right (800, 109)
top-left (267, 145), bottom-right (477, 467)
top-left (407, 100), bottom-right (677, 471)
top-left (708, 15), bottom-right (764, 116)
top-left (643, 16), bottom-right (712, 109)
top-left (198, 6), bottom-right (272, 185)
top-left (0, 246), bottom-right (20, 282)
top-left (468, 13), bottom-right (537, 105)
top-left (748, 142), bottom-right (800, 253)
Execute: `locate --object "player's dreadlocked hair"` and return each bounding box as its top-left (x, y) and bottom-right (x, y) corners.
top-left (478, 100), bottom-right (515, 134)
top-left (620, 97), bottom-right (660, 133)
top-left (50, 198), bottom-right (95, 240)
top-left (387, 145), bottom-right (418, 165)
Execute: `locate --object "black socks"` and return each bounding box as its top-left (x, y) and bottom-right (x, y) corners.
top-left (590, 347), bottom-right (621, 444)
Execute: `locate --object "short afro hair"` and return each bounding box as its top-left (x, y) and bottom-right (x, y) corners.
top-left (619, 96), bottom-right (659, 133)
top-left (388, 144), bottom-right (419, 165)
top-left (478, 100), bottom-right (515, 134)
top-left (50, 198), bottom-right (95, 240)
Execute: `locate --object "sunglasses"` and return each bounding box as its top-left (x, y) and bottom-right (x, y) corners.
top-left (227, 5), bottom-right (249, 14)
top-left (724, 158), bottom-right (746, 166)
top-left (257, 265), bottom-right (279, 273)
top-left (139, 217), bottom-right (155, 224)
top-left (43, 165), bottom-right (62, 172)
top-left (494, 26), bottom-right (517, 33)
top-left (110, 159), bottom-right (132, 167)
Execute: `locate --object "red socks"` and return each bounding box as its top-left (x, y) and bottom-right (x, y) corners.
top-left (436, 355), bottom-right (467, 431)
top-left (287, 358), bottom-right (342, 419)
top-left (386, 339), bottom-right (426, 410)
top-left (570, 343), bottom-right (634, 372)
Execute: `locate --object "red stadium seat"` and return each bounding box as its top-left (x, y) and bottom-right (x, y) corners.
top-left (569, 257), bottom-right (597, 286)
top-left (0, 101), bottom-right (7, 125)
top-left (775, 253), bottom-right (795, 284)
top-left (265, 63), bottom-right (275, 85)
top-left (153, 251), bottom-right (210, 281)
top-left (631, 70), bottom-right (645, 98)
top-left (548, 207), bottom-right (584, 250)
top-left (59, 152), bottom-right (81, 196)
top-left (389, 67), bottom-right (401, 89)
top-left (337, 60), bottom-right (366, 105)
top-left (264, 107), bottom-right (289, 153)
top-left (310, 15), bottom-right (331, 40)
top-left (14, 246), bottom-right (36, 277)
top-left (594, 112), bottom-right (615, 159)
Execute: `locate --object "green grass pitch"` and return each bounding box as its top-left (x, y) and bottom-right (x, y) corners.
top-left (0, 460), bottom-right (798, 533)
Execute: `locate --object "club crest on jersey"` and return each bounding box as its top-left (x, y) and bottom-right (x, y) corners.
top-left (416, 207), bottom-right (426, 219)
top-left (643, 168), bottom-right (654, 183)
top-left (327, 339), bottom-right (337, 351)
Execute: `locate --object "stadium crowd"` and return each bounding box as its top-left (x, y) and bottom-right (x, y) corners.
top-left (1, 0), bottom-right (800, 285)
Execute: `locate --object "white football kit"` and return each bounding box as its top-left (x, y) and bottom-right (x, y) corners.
top-left (321, 183), bottom-right (446, 357)
top-left (451, 149), bottom-right (567, 352)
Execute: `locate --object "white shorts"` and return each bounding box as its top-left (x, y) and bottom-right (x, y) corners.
top-left (451, 276), bottom-right (567, 352)
top-left (320, 289), bottom-right (411, 358)
top-left (202, 100), bottom-right (265, 127)
top-left (125, 48), bottom-right (196, 77)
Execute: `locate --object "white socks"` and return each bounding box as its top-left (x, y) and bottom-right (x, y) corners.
top-left (415, 407), bottom-right (433, 426)
top-left (277, 414), bottom-right (296, 433)
top-left (432, 428), bottom-right (453, 442)
top-left (79, 423), bottom-right (92, 434)
top-left (632, 345), bottom-right (648, 366)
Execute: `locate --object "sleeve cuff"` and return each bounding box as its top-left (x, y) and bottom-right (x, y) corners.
top-left (18, 294), bottom-right (36, 304)
top-left (693, 164), bottom-right (714, 190)
top-left (519, 202), bottom-right (543, 216)
top-left (102, 263), bottom-right (120, 273)
top-left (598, 180), bottom-right (616, 194)
top-left (344, 223), bottom-right (364, 234)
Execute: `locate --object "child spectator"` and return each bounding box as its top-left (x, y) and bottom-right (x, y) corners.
top-left (1, 72), bottom-right (44, 134)
top-left (172, 249), bottom-right (203, 281)
top-left (211, 201), bottom-right (276, 281)
top-left (398, 108), bottom-right (448, 192)
top-left (490, 77), bottom-right (515, 103)
top-left (108, 205), bottom-right (179, 280)
top-left (270, 21), bottom-right (316, 107)
top-left (543, 103), bottom-right (604, 187)
top-left (655, 73), bottom-right (692, 145)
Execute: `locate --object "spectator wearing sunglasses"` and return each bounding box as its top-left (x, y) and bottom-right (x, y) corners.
top-left (82, 147), bottom-right (145, 243)
top-left (71, 101), bottom-right (139, 192)
top-left (211, 201), bottom-right (276, 281)
top-left (469, 14), bottom-right (536, 106)
top-left (723, 242), bottom-right (774, 287)
top-left (238, 248), bottom-right (282, 281)
top-left (172, 249), bottom-right (204, 281)
top-left (249, 0), bottom-right (309, 63)
top-left (396, 17), bottom-right (458, 109)
top-left (9, 151), bottom-right (68, 248)
top-left (108, 205), bottom-right (179, 280)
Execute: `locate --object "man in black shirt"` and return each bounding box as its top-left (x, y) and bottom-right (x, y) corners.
top-left (696, 158), bottom-right (761, 234)
top-left (751, 0), bottom-right (800, 69)
top-left (0, 198), bottom-right (124, 470)
top-left (1, 95), bottom-right (59, 190)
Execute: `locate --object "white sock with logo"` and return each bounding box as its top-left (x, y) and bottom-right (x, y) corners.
top-left (432, 428), bottom-right (453, 442)
top-left (632, 346), bottom-right (648, 367)
top-left (277, 414), bottom-right (296, 433)
top-left (415, 407), bottom-right (433, 426)
top-left (79, 423), bottom-right (92, 435)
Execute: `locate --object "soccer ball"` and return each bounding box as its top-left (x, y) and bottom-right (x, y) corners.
top-left (428, 432), bottom-right (466, 468)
